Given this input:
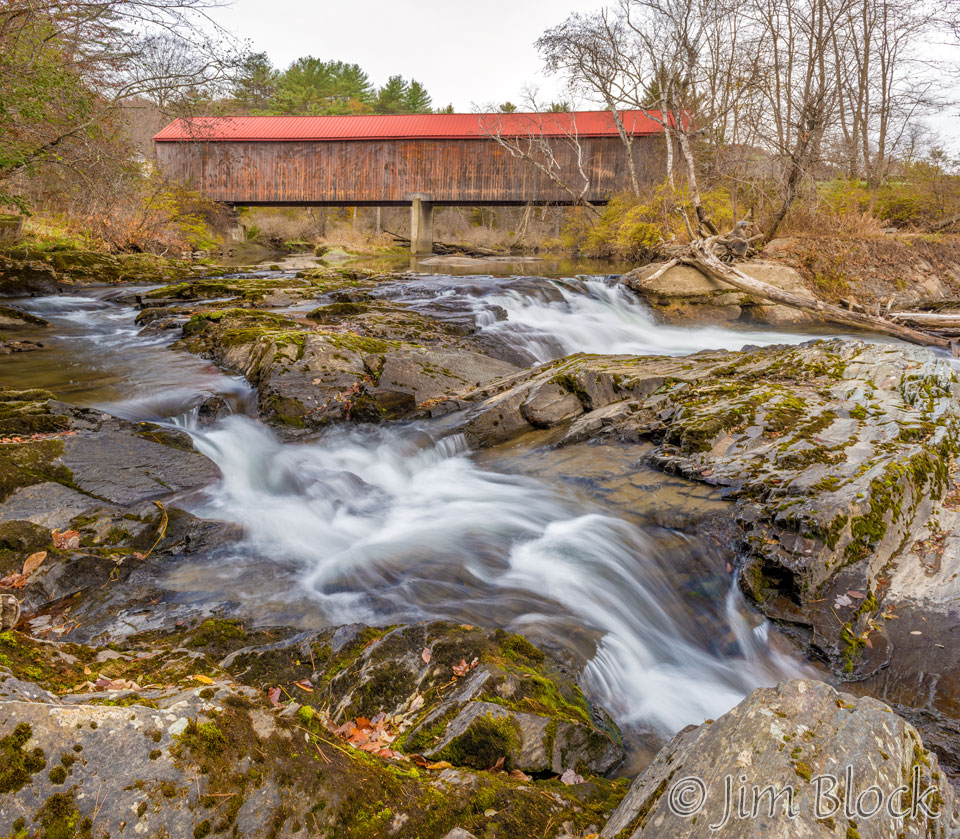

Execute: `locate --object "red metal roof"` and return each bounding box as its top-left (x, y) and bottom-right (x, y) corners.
top-left (153, 111), bottom-right (667, 142)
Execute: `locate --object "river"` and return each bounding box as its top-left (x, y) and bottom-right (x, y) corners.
top-left (1, 267), bottom-right (830, 763)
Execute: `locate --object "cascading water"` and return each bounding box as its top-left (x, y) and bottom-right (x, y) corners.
top-left (184, 416), bottom-right (806, 735)
top-left (5, 273), bottom-right (816, 741)
top-left (378, 273), bottom-right (826, 364)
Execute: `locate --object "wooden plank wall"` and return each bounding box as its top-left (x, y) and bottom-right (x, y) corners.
top-left (154, 136), bottom-right (664, 205)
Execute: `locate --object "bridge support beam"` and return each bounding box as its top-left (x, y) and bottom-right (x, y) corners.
top-left (409, 195), bottom-right (434, 255)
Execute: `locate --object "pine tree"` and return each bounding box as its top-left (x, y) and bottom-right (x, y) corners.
top-left (374, 75), bottom-right (410, 114)
top-left (273, 58), bottom-right (373, 115)
top-left (232, 52), bottom-right (277, 113)
top-left (403, 80), bottom-right (432, 113)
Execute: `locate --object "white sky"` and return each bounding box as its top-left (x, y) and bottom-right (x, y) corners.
top-left (212, 0), bottom-right (603, 110)
top-left (213, 0), bottom-right (959, 151)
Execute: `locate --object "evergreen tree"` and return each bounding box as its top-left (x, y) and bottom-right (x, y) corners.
top-left (272, 58), bottom-right (373, 115)
top-left (232, 52), bottom-right (277, 113)
top-left (403, 80), bottom-right (432, 113)
top-left (499, 102), bottom-right (518, 112)
top-left (374, 75), bottom-right (409, 114)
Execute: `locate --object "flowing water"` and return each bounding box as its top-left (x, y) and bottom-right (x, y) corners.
top-left (2, 271), bottom-right (827, 752)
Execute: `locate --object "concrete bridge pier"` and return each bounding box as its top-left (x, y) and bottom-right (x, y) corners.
top-left (409, 194), bottom-right (434, 255)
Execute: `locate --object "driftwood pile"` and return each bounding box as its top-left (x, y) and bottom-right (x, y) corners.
top-left (658, 225), bottom-right (959, 353)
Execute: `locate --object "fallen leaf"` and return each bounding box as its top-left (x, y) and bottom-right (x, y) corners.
top-left (509, 769), bottom-right (531, 780)
top-left (425, 760), bottom-right (454, 770)
top-left (486, 756), bottom-right (505, 772)
top-left (294, 679), bottom-right (314, 692)
top-left (846, 590), bottom-right (866, 599)
top-left (421, 647), bottom-right (431, 664)
top-left (22, 551), bottom-right (46, 577)
top-left (268, 687), bottom-right (281, 707)
top-left (52, 530), bottom-right (80, 550)
top-left (452, 657), bottom-right (479, 678)
top-left (560, 768), bottom-right (585, 786)
top-left (193, 675), bottom-right (214, 685)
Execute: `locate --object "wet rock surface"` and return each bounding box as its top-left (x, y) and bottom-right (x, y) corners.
top-left (447, 340), bottom-right (960, 770)
top-left (602, 679), bottom-right (960, 838)
top-left (156, 272), bottom-right (521, 432)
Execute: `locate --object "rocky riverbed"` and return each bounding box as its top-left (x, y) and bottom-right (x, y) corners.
top-left (0, 256), bottom-right (959, 838)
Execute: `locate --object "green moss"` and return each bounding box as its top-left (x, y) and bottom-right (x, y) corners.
top-left (307, 302), bottom-right (370, 322)
top-left (33, 791), bottom-right (92, 839)
top-left (0, 438), bottom-right (77, 502)
top-left (0, 723), bottom-right (47, 793)
top-left (495, 631), bottom-right (545, 665)
top-left (434, 712), bottom-right (521, 771)
top-left (48, 765), bottom-right (68, 784)
top-left (0, 388), bottom-right (70, 436)
top-left (177, 721), bottom-right (228, 757)
top-left (193, 819), bottom-right (212, 839)
top-left (551, 372), bottom-right (591, 407)
top-left (187, 619), bottom-right (248, 658)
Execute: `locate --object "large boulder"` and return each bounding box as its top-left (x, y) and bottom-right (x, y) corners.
top-left (176, 306), bottom-right (518, 432)
top-left (601, 679), bottom-right (960, 838)
top-left (621, 259), bottom-right (820, 326)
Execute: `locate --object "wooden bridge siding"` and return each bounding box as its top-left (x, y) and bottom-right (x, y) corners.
top-left (155, 136), bottom-right (663, 205)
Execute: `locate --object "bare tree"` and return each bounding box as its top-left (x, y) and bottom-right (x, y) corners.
top-left (0, 0), bottom-right (241, 199)
top-left (478, 94), bottom-right (600, 214)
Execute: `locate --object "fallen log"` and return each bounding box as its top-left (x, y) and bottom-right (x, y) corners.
top-left (932, 212), bottom-right (960, 232)
top-left (888, 312), bottom-right (960, 328)
top-left (683, 238), bottom-right (954, 351)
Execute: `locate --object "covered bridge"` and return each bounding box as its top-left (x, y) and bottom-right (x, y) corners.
top-left (153, 110), bottom-right (666, 252)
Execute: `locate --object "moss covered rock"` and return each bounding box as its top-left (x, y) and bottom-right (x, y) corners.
top-left (221, 622), bottom-right (623, 776)
top-left (0, 624), bottom-right (629, 839)
top-left (602, 679), bottom-right (959, 839)
top-left (451, 341), bottom-right (960, 684)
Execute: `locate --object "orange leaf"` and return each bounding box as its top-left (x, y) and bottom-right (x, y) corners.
top-left (22, 551), bottom-right (46, 577)
top-left (421, 646), bottom-right (431, 664)
top-left (425, 760), bottom-right (454, 770)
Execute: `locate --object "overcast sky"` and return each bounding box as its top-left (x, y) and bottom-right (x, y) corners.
top-left (213, 0), bottom-right (602, 111)
top-left (213, 0), bottom-right (958, 150)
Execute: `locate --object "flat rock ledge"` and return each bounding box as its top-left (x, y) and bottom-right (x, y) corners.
top-left (602, 679), bottom-right (960, 839)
